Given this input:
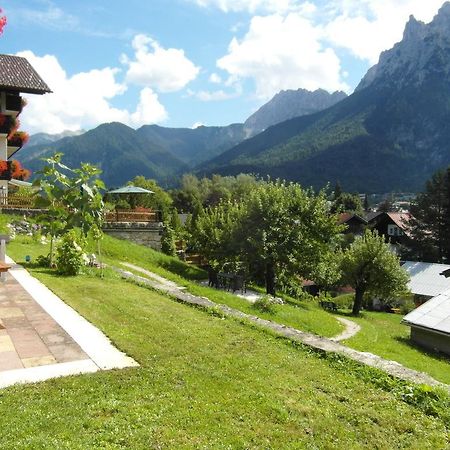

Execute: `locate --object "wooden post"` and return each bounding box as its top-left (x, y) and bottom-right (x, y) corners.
top-left (0, 234), bottom-right (9, 282)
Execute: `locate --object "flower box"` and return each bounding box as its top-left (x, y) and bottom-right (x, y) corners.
top-left (7, 131), bottom-right (29, 148)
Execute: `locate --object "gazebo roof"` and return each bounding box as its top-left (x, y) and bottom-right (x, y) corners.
top-left (108, 185), bottom-right (154, 194)
top-left (0, 54), bottom-right (51, 94)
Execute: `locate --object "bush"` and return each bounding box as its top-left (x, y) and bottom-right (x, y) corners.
top-left (36, 254), bottom-right (51, 268)
top-left (253, 295), bottom-right (276, 314)
top-left (161, 222), bottom-right (177, 256)
top-left (56, 231), bottom-right (86, 276)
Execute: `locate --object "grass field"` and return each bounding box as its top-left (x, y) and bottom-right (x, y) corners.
top-left (0, 264), bottom-right (449, 448)
top-left (344, 311), bottom-right (450, 385)
top-left (1, 223), bottom-right (449, 447)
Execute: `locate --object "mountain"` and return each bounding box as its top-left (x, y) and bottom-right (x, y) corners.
top-left (18, 123), bottom-right (188, 187)
top-left (197, 3), bottom-right (450, 193)
top-left (18, 86), bottom-right (347, 186)
top-left (243, 89), bottom-right (347, 137)
top-left (136, 123), bottom-right (246, 166)
top-left (28, 130), bottom-right (85, 147)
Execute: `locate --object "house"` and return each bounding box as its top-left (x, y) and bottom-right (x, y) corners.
top-left (337, 213), bottom-right (367, 235)
top-left (366, 212), bottom-right (411, 248)
top-left (402, 261), bottom-right (450, 305)
top-left (403, 289), bottom-right (450, 356)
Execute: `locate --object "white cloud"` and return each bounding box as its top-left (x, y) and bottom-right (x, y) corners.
top-left (192, 121), bottom-right (205, 128)
top-left (192, 0), bottom-right (316, 14)
top-left (130, 87), bottom-right (168, 126)
top-left (217, 13), bottom-right (349, 99)
top-left (195, 89), bottom-right (239, 101)
top-left (324, 0), bottom-right (446, 63)
top-left (122, 34), bottom-right (200, 92)
top-left (18, 51), bottom-right (167, 134)
top-left (209, 73), bottom-right (222, 84)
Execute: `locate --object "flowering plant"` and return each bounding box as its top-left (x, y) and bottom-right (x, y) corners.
top-left (8, 130), bottom-right (29, 147)
top-left (0, 9), bottom-right (6, 35)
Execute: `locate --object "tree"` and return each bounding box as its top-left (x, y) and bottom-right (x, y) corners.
top-left (363, 194), bottom-right (369, 211)
top-left (192, 180), bottom-right (342, 296)
top-left (331, 192), bottom-right (363, 214)
top-left (406, 167), bottom-right (450, 262)
top-left (34, 153), bottom-right (105, 267)
top-left (340, 230), bottom-right (409, 315)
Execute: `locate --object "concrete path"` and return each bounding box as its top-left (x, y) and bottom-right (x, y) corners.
top-left (330, 317), bottom-right (361, 342)
top-left (0, 257), bottom-right (138, 389)
top-left (118, 262), bottom-right (450, 393)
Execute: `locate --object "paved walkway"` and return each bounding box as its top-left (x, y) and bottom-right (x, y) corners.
top-left (118, 262), bottom-right (450, 393)
top-left (0, 257), bottom-right (138, 389)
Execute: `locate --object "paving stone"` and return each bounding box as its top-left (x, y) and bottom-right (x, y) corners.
top-left (0, 334), bottom-right (16, 352)
top-left (8, 328), bottom-right (49, 359)
top-left (2, 316), bottom-right (31, 329)
top-left (48, 343), bottom-right (88, 363)
top-left (0, 351), bottom-right (24, 371)
top-left (22, 355), bottom-right (57, 368)
top-left (0, 307), bottom-right (24, 318)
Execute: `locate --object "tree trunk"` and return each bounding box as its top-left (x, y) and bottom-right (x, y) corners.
top-left (352, 287), bottom-right (365, 316)
top-left (265, 261), bottom-right (276, 296)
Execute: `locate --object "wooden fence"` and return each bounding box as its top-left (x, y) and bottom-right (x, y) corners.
top-left (105, 210), bottom-right (162, 223)
top-left (0, 193), bottom-right (37, 208)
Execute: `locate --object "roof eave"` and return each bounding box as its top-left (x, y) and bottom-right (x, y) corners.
top-left (402, 320), bottom-right (450, 338)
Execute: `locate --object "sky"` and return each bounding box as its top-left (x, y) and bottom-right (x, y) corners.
top-left (0, 0), bottom-right (447, 134)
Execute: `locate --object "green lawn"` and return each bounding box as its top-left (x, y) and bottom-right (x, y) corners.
top-left (8, 233), bottom-right (343, 338)
top-left (0, 265), bottom-right (448, 448)
top-left (344, 311), bottom-right (450, 385)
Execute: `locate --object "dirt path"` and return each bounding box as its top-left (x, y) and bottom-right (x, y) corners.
top-left (330, 317), bottom-right (361, 342)
top-left (116, 262), bottom-right (449, 393)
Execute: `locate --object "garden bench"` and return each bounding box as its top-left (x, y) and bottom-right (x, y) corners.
top-left (319, 300), bottom-right (338, 312)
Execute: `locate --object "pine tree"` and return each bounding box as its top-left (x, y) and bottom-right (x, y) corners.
top-left (407, 167), bottom-right (450, 262)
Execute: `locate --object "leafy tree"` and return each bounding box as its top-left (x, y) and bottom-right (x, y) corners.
top-left (34, 153), bottom-right (106, 267)
top-left (161, 222), bottom-right (177, 256)
top-left (333, 181), bottom-right (342, 200)
top-left (363, 194), bottom-right (369, 211)
top-left (192, 180), bottom-right (342, 296)
top-left (340, 230), bottom-right (409, 315)
top-left (33, 154), bottom-right (73, 266)
top-left (129, 176), bottom-right (173, 219)
top-left (332, 192), bottom-right (363, 214)
top-left (406, 167), bottom-right (450, 262)
top-left (377, 196), bottom-right (394, 213)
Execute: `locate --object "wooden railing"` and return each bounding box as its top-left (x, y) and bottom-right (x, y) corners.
top-left (105, 210), bottom-right (162, 223)
top-left (0, 193), bottom-right (37, 208)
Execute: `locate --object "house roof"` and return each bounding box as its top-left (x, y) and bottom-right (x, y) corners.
top-left (387, 212), bottom-right (411, 230)
top-left (337, 212), bottom-right (367, 225)
top-left (0, 54), bottom-right (51, 94)
top-left (403, 289), bottom-right (450, 336)
top-left (365, 211), bottom-right (382, 222)
top-left (402, 261), bottom-right (450, 297)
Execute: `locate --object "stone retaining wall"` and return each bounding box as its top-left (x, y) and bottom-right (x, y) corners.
top-left (103, 222), bottom-right (163, 251)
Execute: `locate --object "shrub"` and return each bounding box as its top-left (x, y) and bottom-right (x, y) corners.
top-left (36, 254), bottom-right (51, 268)
top-left (161, 222), bottom-right (177, 256)
top-left (56, 231), bottom-right (85, 276)
top-left (253, 295), bottom-right (276, 314)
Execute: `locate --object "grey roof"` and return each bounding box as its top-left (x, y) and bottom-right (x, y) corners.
top-left (108, 185), bottom-right (154, 194)
top-left (403, 289), bottom-right (450, 336)
top-left (402, 261), bottom-right (450, 297)
top-left (0, 54), bottom-right (51, 94)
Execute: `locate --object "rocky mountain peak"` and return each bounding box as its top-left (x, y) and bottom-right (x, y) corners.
top-left (357, 2), bottom-right (450, 91)
top-left (243, 88), bottom-right (347, 137)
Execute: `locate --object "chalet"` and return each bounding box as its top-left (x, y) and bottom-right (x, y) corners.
top-left (403, 289), bottom-right (450, 356)
top-left (366, 212), bottom-right (411, 247)
top-left (0, 54), bottom-right (51, 201)
top-left (337, 213), bottom-right (367, 235)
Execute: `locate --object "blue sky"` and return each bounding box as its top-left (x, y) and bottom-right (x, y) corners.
top-left (0, 0), bottom-right (447, 134)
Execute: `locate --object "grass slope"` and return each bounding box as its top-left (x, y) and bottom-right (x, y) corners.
top-left (0, 264), bottom-right (448, 448)
top-left (345, 312), bottom-right (450, 385)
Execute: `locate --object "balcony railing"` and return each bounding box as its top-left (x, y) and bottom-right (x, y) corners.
top-left (0, 193), bottom-right (37, 208)
top-left (105, 209), bottom-right (162, 223)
